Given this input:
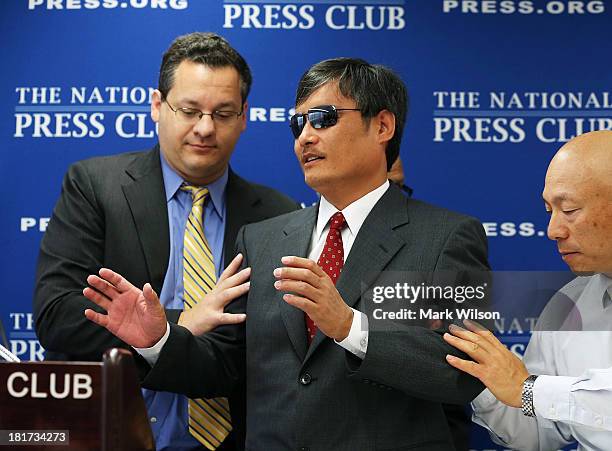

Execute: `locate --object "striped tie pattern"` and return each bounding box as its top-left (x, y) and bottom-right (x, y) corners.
top-left (181, 184), bottom-right (232, 450)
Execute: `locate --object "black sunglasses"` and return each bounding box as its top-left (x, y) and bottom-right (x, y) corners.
top-left (289, 104), bottom-right (361, 139)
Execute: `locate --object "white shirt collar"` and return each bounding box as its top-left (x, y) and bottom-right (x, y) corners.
top-left (315, 180), bottom-right (390, 241)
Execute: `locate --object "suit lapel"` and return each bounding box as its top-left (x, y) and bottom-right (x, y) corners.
top-left (122, 146), bottom-right (170, 294)
top-left (226, 172), bottom-right (312, 359)
top-left (303, 185), bottom-right (411, 363)
top-left (278, 206), bottom-right (318, 361)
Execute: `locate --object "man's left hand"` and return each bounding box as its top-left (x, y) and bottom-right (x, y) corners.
top-left (274, 256), bottom-right (353, 341)
top-left (443, 319), bottom-right (528, 408)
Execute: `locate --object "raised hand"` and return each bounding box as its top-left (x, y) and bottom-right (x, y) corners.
top-left (83, 269), bottom-right (167, 348)
top-left (178, 253), bottom-right (249, 336)
top-left (273, 256), bottom-right (353, 341)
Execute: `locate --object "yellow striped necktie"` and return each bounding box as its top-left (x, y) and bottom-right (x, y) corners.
top-left (181, 184), bottom-right (232, 450)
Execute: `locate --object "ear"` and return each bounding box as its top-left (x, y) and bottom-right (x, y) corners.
top-left (151, 89), bottom-right (163, 123)
top-left (240, 101), bottom-right (248, 132)
top-left (376, 110), bottom-right (395, 146)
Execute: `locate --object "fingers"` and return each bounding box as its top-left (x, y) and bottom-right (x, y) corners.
top-left (273, 266), bottom-right (321, 287)
top-left (274, 260), bottom-right (325, 296)
top-left (274, 279), bottom-right (317, 301)
top-left (218, 267), bottom-right (251, 291)
top-left (282, 293), bottom-right (315, 315)
top-left (218, 282), bottom-right (250, 306)
top-left (463, 318), bottom-right (488, 332)
top-left (142, 283), bottom-right (160, 305)
top-left (217, 312), bottom-right (247, 325)
top-left (86, 275), bottom-right (120, 302)
top-left (462, 319), bottom-right (500, 347)
top-left (84, 308), bottom-right (109, 328)
top-left (218, 253), bottom-right (244, 283)
top-left (443, 332), bottom-right (486, 362)
top-left (280, 256), bottom-right (326, 277)
top-left (448, 323), bottom-right (479, 340)
top-left (98, 267), bottom-right (136, 293)
top-left (83, 286), bottom-right (112, 311)
top-left (446, 354), bottom-right (481, 379)
top-left (448, 323), bottom-right (493, 353)
top-left (207, 282), bottom-right (250, 308)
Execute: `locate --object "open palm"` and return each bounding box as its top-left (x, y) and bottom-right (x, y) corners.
top-left (83, 268), bottom-right (167, 348)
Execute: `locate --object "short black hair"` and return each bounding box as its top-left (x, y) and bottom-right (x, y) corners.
top-left (158, 32), bottom-right (252, 103)
top-left (296, 58), bottom-right (408, 170)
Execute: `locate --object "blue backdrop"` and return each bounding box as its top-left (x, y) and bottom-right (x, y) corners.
top-left (2, 1), bottom-right (610, 449)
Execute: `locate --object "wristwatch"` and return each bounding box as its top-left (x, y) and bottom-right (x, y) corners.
top-left (521, 374), bottom-right (539, 417)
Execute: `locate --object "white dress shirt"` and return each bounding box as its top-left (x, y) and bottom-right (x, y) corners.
top-left (472, 273), bottom-right (612, 451)
top-left (138, 180), bottom-right (391, 364)
top-left (310, 180), bottom-right (390, 359)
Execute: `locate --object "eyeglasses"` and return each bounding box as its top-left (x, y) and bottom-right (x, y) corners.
top-left (164, 99), bottom-right (243, 125)
top-left (289, 104), bottom-right (361, 139)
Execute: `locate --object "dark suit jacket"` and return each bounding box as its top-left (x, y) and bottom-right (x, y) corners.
top-left (143, 184), bottom-right (490, 451)
top-left (33, 145), bottom-right (299, 449)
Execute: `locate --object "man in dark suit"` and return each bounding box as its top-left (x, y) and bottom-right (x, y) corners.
top-left (33, 32), bottom-right (298, 451)
top-left (85, 58), bottom-right (489, 450)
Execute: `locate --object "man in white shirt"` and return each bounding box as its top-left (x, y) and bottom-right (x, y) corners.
top-left (443, 130), bottom-right (612, 450)
top-left (83, 57), bottom-right (490, 450)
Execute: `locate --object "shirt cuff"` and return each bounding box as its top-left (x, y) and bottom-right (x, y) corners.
top-left (533, 374), bottom-right (575, 421)
top-left (335, 308), bottom-right (368, 359)
top-left (472, 388), bottom-right (499, 412)
top-left (133, 322), bottom-right (170, 366)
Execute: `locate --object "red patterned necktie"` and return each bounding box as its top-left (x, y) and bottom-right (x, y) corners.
top-left (307, 211), bottom-right (347, 344)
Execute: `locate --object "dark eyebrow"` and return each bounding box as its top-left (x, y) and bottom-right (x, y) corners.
top-left (214, 102), bottom-right (241, 110)
top-left (174, 98), bottom-right (200, 107)
top-left (551, 193), bottom-right (572, 203)
top-left (176, 99), bottom-right (241, 111)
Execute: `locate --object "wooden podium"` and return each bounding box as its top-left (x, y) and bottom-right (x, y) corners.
top-left (0, 348), bottom-right (154, 450)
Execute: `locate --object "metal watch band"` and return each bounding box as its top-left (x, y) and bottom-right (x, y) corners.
top-left (521, 374), bottom-right (539, 417)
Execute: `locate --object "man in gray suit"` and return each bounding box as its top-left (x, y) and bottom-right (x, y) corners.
top-left (85, 58), bottom-right (489, 450)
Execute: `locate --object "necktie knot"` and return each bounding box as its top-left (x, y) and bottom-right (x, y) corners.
top-left (181, 184), bottom-right (209, 208)
top-left (329, 211), bottom-right (346, 231)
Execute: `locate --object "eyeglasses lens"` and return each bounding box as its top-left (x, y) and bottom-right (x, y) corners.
top-left (290, 106), bottom-right (338, 139)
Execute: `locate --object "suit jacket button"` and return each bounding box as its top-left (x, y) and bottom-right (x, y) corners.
top-left (299, 447), bottom-right (310, 451)
top-left (299, 373), bottom-right (312, 385)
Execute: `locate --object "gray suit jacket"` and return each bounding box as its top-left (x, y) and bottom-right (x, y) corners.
top-left (33, 146), bottom-right (299, 449)
top-left (143, 184), bottom-right (490, 451)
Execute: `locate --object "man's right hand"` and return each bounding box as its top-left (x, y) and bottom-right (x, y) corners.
top-left (84, 269), bottom-right (167, 348)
